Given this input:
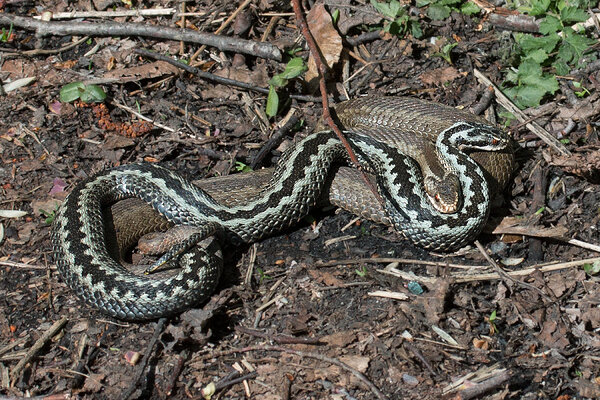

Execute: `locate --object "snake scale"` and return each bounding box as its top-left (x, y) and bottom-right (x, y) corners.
top-left (52, 97), bottom-right (514, 320)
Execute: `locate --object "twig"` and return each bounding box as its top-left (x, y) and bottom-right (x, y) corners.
top-left (455, 369), bottom-right (511, 399)
top-left (404, 342), bottom-right (436, 376)
top-left (190, 0), bottom-right (253, 62)
top-left (474, 240), bottom-right (553, 301)
top-left (236, 326), bottom-right (324, 345)
top-left (2, 36), bottom-right (90, 58)
top-left (470, 86), bottom-right (495, 115)
top-left (133, 48), bottom-right (320, 102)
top-left (0, 260), bottom-right (52, 270)
top-left (0, 13), bottom-right (281, 61)
top-left (164, 351), bottom-right (187, 396)
top-left (122, 318), bottom-right (167, 399)
top-left (111, 101), bottom-right (175, 132)
top-left (455, 256), bottom-right (600, 283)
top-left (10, 316), bottom-right (68, 385)
top-left (197, 345), bottom-right (388, 400)
top-left (291, 0), bottom-right (386, 213)
top-left (250, 114), bottom-right (300, 169)
top-left (473, 68), bottom-right (571, 157)
top-left (316, 257), bottom-right (489, 270)
top-left (35, 9), bottom-right (180, 19)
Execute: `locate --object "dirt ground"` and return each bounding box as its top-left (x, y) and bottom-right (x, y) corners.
top-left (1, 0), bottom-right (600, 399)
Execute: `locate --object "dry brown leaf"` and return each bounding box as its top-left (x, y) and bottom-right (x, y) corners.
top-left (492, 216), bottom-right (568, 238)
top-left (419, 66), bottom-right (463, 86)
top-left (307, 269), bottom-right (345, 287)
top-left (321, 330), bottom-right (357, 347)
top-left (550, 149), bottom-right (600, 183)
top-left (305, 3), bottom-right (343, 88)
top-left (557, 93), bottom-right (600, 121)
top-left (339, 355), bottom-right (370, 372)
top-left (104, 61), bottom-right (180, 83)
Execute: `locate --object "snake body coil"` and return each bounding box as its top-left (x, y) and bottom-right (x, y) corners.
top-left (52, 97), bottom-right (514, 320)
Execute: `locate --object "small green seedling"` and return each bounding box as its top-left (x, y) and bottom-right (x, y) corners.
top-left (60, 82), bottom-right (107, 103)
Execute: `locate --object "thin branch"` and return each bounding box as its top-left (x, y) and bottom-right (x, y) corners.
top-left (473, 68), bottom-right (571, 157)
top-left (290, 0), bottom-right (385, 209)
top-left (134, 48), bottom-right (320, 102)
top-left (198, 344), bottom-right (388, 400)
top-left (0, 13), bottom-right (281, 61)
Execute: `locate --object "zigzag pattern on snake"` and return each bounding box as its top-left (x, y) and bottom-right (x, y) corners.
top-left (51, 97), bottom-right (514, 320)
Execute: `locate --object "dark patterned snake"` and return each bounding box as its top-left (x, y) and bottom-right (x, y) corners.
top-left (51, 96), bottom-right (514, 320)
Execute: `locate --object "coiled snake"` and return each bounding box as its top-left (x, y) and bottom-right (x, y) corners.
top-left (51, 97), bottom-right (514, 320)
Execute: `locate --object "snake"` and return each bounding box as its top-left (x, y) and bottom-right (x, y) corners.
top-left (51, 96), bottom-right (515, 320)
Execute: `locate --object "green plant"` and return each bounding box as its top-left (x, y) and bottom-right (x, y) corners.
top-left (487, 310), bottom-right (498, 334)
top-left (572, 81), bottom-right (590, 97)
top-left (1, 23), bottom-right (14, 42)
top-left (355, 265), bottom-right (368, 277)
top-left (370, 0), bottom-right (423, 38)
top-left (256, 268), bottom-right (272, 284)
top-left (583, 261), bottom-right (600, 275)
top-left (40, 207), bottom-right (58, 225)
top-left (417, 0), bottom-right (481, 20)
top-left (60, 82), bottom-right (107, 103)
top-left (503, 0), bottom-right (596, 108)
top-left (431, 42), bottom-right (458, 64)
top-left (235, 161), bottom-right (253, 173)
top-left (266, 57), bottom-right (307, 117)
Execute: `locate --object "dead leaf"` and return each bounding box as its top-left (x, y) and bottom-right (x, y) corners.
top-left (83, 373), bottom-right (106, 392)
top-left (537, 319), bottom-right (569, 349)
top-left (307, 269), bottom-right (345, 287)
top-left (550, 149), bottom-right (600, 183)
top-left (305, 3), bottom-right (343, 88)
top-left (492, 216), bottom-right (568, 238)
top-left (419, 66), bottom-right (462, 86)
top-left (339, 355), bottom-right (370, 372)
top-left (557, 93), bottom-right (600, 121)
top-left (322, 330), bottom-right (357, 347)
top-left (104, 61), bottom-right (180, 83)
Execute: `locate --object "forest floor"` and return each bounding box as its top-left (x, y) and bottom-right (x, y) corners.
top-left (1, 0), bottom-right (600, 399)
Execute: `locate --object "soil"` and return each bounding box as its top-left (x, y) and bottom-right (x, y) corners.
top-left (1, 0), bottom-right (600, 399)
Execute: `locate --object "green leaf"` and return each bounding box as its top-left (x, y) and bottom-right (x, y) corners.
top-left (438, 0), bottom-right (462, 5)
top-left (371, 0), bottom-right (392, 18)
top-left (518, 59), bottom-right (543, 78)
top-left (279, 57), bottom-right (307, 80)
top-left (528, 0), bottom-right (551, 15)
top-left (416, 0), bottom-right (432, 6)
top-left (60, 82), bottom-right (86, 102)
top-left (268, 74), bottom-right (287, 87)
top-left (411, 21), bottom-right (423, 38)
top-left (552, 59), bottom-right (570, 75)
top-left (583, 261), bottom-right (600, 275)
top-left (521, 73), bottom-right (559, 94)
top-left (331, 9), bottom-right (340, 24)
top-left (524, 48), bottom-right (549, 63)
top-left (517, 33), bottom-right (560, 53)
top-left (79, 84), bottom-right (107, 103)
top-left (460, 1), bottom-right (480, 15)
top-left (560, 29), bottom-right (596, 63)
top-left (388, 0), bottom-right (402, 17)
top-left (539, 15), bottom-right (562, 34)
top-left (427, 3), bottom-right (451, 20)
top-left (560, 6), bottom-right (589, 23)
top-left (266, 85), bottom-right (279, 117)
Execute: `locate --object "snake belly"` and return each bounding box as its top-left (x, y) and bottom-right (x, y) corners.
top-left (51, 97), bottom-right (514, 320)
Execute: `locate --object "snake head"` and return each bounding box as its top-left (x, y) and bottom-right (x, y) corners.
top-left (454, 123), bottom-right (512, 152)
top-left (423, 174), bottom-right (462, 214)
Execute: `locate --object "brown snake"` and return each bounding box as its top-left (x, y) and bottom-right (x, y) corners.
top-left (52, 96), bottom-right (514, 319)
